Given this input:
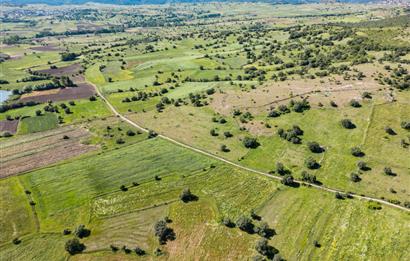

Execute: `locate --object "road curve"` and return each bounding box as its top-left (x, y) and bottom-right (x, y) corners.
top-left (91, 83), bottom-right (410, 213)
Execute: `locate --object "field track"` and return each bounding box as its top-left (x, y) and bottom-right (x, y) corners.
top-left (90, 82), bottom-right (410, 213)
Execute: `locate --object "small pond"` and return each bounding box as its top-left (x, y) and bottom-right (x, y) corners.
top-left (0, 90), bottom-right (12, 104)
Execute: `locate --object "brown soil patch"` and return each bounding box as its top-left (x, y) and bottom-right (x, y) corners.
top-left (21, 89), bottom-right (60, 98)
top-left (36, 63), bottom-right (83, 77)
top-left (30, 45), bottom-right (63, 52)
top-left (18, 75), bottom-right (95, 103)
top-left (0, 120), bottom-right (19, 134)
top-left (0, 126), bottom-right (97, 178)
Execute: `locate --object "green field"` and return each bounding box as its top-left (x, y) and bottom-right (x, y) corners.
top-left (1, 137), bottom-right (409, 260)
top-left (18, 114), bottom-right (59, 134)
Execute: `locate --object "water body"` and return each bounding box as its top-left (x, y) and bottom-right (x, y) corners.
top-left (0, 90), bottom-right (12, 104)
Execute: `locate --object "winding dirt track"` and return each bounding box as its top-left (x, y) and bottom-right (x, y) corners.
top-left (90, 82), bottom-right (410, 213)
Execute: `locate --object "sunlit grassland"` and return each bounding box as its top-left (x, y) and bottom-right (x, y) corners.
top-left (0, 178), bottom-right (36, 244)
top-left (18, 113), bottom-right (59, 134)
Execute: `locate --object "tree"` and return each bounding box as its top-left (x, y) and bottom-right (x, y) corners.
top-left (256, 222), bottom-right (275, 239)
top-left (61, 52), bottom-right (77, 61)
top-left (335, 192), bottom-right (345, 200)
top-left (350, 172), bottom-right (361, 182)
top-left (349, 99), bottom-right (361, 108)
top-left (357, 161), bottom-right (370, 171)
top-left (384, 126), bottom-right (396, 135)
top-left (351, 147), bottom-right (364, 157)
top-left (116, 138), bottom-right (125, 144)
top-left (268, 110), bottom-right (280, 117)
top-left (340, 119), bottom-right (355, 129)
top-left (281, 174), bottom-right (295, 186)
top-left (236, 215), bottom-right (254, 233)
top-left (180, 188), bottom-right (196, 202)
top-left (243, 137), bottom-right (260, 149)
top-left (222, 217), bottom-right (235, 228)
top-left (148, 130), bottom-right (158, 139)
top-left (126, 130), bottom-right (135, 136)
top-left (224, 131), bottom-right (233, 138)
top-left (384, 167), bottom-right (395, 176)
top-left (35, 110), bottom-right (42, 116)
top-left (135, 247), bottom-right (145, 256)
top-left (210, 128), bottom-right (218, 136)
top-left (276, 162), bottom-right (286, 175)
top-left (305, 157), bottom-right (320, 169)
top-left (307, 141), bottom-right (324, 153)
top-left (301, 171), bottom-right (317, 184)
top-left (255, 238), bottom-right (279, 259)
top-left (65, 238), bottom-right (85, 255)
top-left (12, 238), bottom-right (21, 245)
top-left (220, 144), bottom-right (230, 152)
top-left (154, 220), bottom-right (175, 244)
top-left (74, 224), bottom-right (90, 238)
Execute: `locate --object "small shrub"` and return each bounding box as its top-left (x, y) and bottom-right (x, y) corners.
top-left (281, 174), bottom-right (295, 186)
top-left (110, 245), bottom-right (119, 252)
top-left (357, 161), bottom-right (370, 171)
top-left (180, 188), bottom-right (196, 203)
top-left (222, 217), bottom-right (235, 228)
top-left (340, 119), bottom-right (355, 129)
top-left (224, 131), bottom-right (233, 138)
top-left (220, 144), bottom-right (230, 152)
top-left (305, 157), bottom-right (320, 169)
top-left (367, 201), bottom-right (382, 210)
top-left (351, 147), bottom-right (364, 157)
top-left (65, 238), bottom-right (85, 255)
top-left (74, 225), bottom-right (90, 238)
top-left (276, 162), bottom-right (287, 175)
top-left (243, 137), bottom-right (260, 149)
top-left (301, 171), bottom-right (317, 184)
top-left (135, 247), bottom-right (145, 256)
top-left (268, 110), bottom-right (280, 117)
top-left (210, 129), bottom-right (218, 136)
top-left (255, 238), bottom-right (279, 259)
top-left (349, 99), bottom-right (361, 108)
top-left (401, 121), bottom-right (410, 130)
top-left (350, 173), bottom-right (361, 182)
top-left (383, 167), bottom-right (396, 176)
top-left (307, 141), bottom-right (324, 153)
top-left (126, 130), bottom-right (135, 136)
top-left (116, 138), bottom-right (125, 144)
top-left (12, 238), bottom-right (21, 245)
top-left (120, 185), bottom-right (128, 191)
top-left (236, 215), bottom-right (254, 233)
top-left (335, 192), bottom-right (345, 199)
top-left (384, 126), bottom-right (396, 135)
top-left (148, 130), bottom-right (158, 139)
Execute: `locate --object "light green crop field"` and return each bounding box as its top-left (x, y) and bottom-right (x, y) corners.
top-left (18, 113), bottom-right (59, 134)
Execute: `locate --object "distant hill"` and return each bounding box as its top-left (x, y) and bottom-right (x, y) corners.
top-left (5, 0), bottom-right (378, 6)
